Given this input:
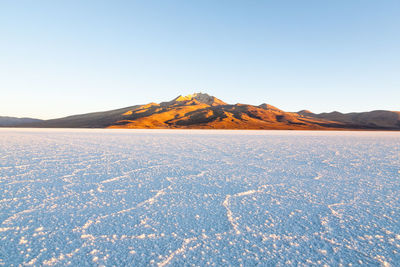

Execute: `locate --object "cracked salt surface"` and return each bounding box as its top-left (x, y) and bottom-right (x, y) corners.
top-left (0, 129), bottom-right (399, 266)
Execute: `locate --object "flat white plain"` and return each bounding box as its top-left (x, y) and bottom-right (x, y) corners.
top-left (0, 129), bottom-right (399, 266)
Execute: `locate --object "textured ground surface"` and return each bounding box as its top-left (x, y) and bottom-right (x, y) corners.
top-left (0, 129), bottom-right (399, 266)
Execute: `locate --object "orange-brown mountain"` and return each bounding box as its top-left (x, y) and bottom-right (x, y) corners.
top-left (22, 93), bottom-right (400, 130)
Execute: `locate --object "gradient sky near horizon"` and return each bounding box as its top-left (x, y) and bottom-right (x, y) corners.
top-left (1, 0), bottom-right (399, 119)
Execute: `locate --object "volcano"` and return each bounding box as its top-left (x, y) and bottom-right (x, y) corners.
top-left (14, 93), bottom-right (400, 130)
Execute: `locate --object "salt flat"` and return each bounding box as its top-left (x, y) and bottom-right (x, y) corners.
top-left (0, 129), bottom-right (399, 266)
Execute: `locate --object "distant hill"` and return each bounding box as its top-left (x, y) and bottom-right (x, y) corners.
top-left (15, 93), bottom-right (400, 130)
top-left (298, 110), bottom-right (400, 129)
top-left (0, 116), bottom-right (43, 127)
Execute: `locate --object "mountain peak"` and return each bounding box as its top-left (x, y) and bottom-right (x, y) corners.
top-left (298, 110), bottom-right (313, 115)
top-left (172, 93), bottom-right (227, 106)
top-left (259, 103), bottom-right (283, 112)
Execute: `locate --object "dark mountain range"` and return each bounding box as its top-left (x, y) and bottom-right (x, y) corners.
top-left (4, 93), bottom-right (400, 130)
top-left (0, 116), bottom-right (43, 127)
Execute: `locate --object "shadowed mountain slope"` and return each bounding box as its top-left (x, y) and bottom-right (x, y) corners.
top-left (0, 116), bottom-right (42, 127)
top-left (298, 110), bottom-right (400, 129)
top-left (15, 93), bottom-right (400, 130)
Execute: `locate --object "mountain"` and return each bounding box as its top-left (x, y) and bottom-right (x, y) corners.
top-left (11, 93), bottom-right (400, 130)
top-left (298, 110), bottom-right (400, 129)
top-left (0, 116), bottom-right (42, 127)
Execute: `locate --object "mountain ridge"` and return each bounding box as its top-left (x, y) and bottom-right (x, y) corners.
top-left (4, 93), bottom-right (400, 130)
top-left (0, 116), bottom-right (43, 127)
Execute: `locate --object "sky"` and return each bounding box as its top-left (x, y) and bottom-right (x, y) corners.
top-left (1, 0), bottom-right (399, 119)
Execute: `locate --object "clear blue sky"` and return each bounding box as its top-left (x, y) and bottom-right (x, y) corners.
top-left (1, 0), bottom-right (399, 119)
